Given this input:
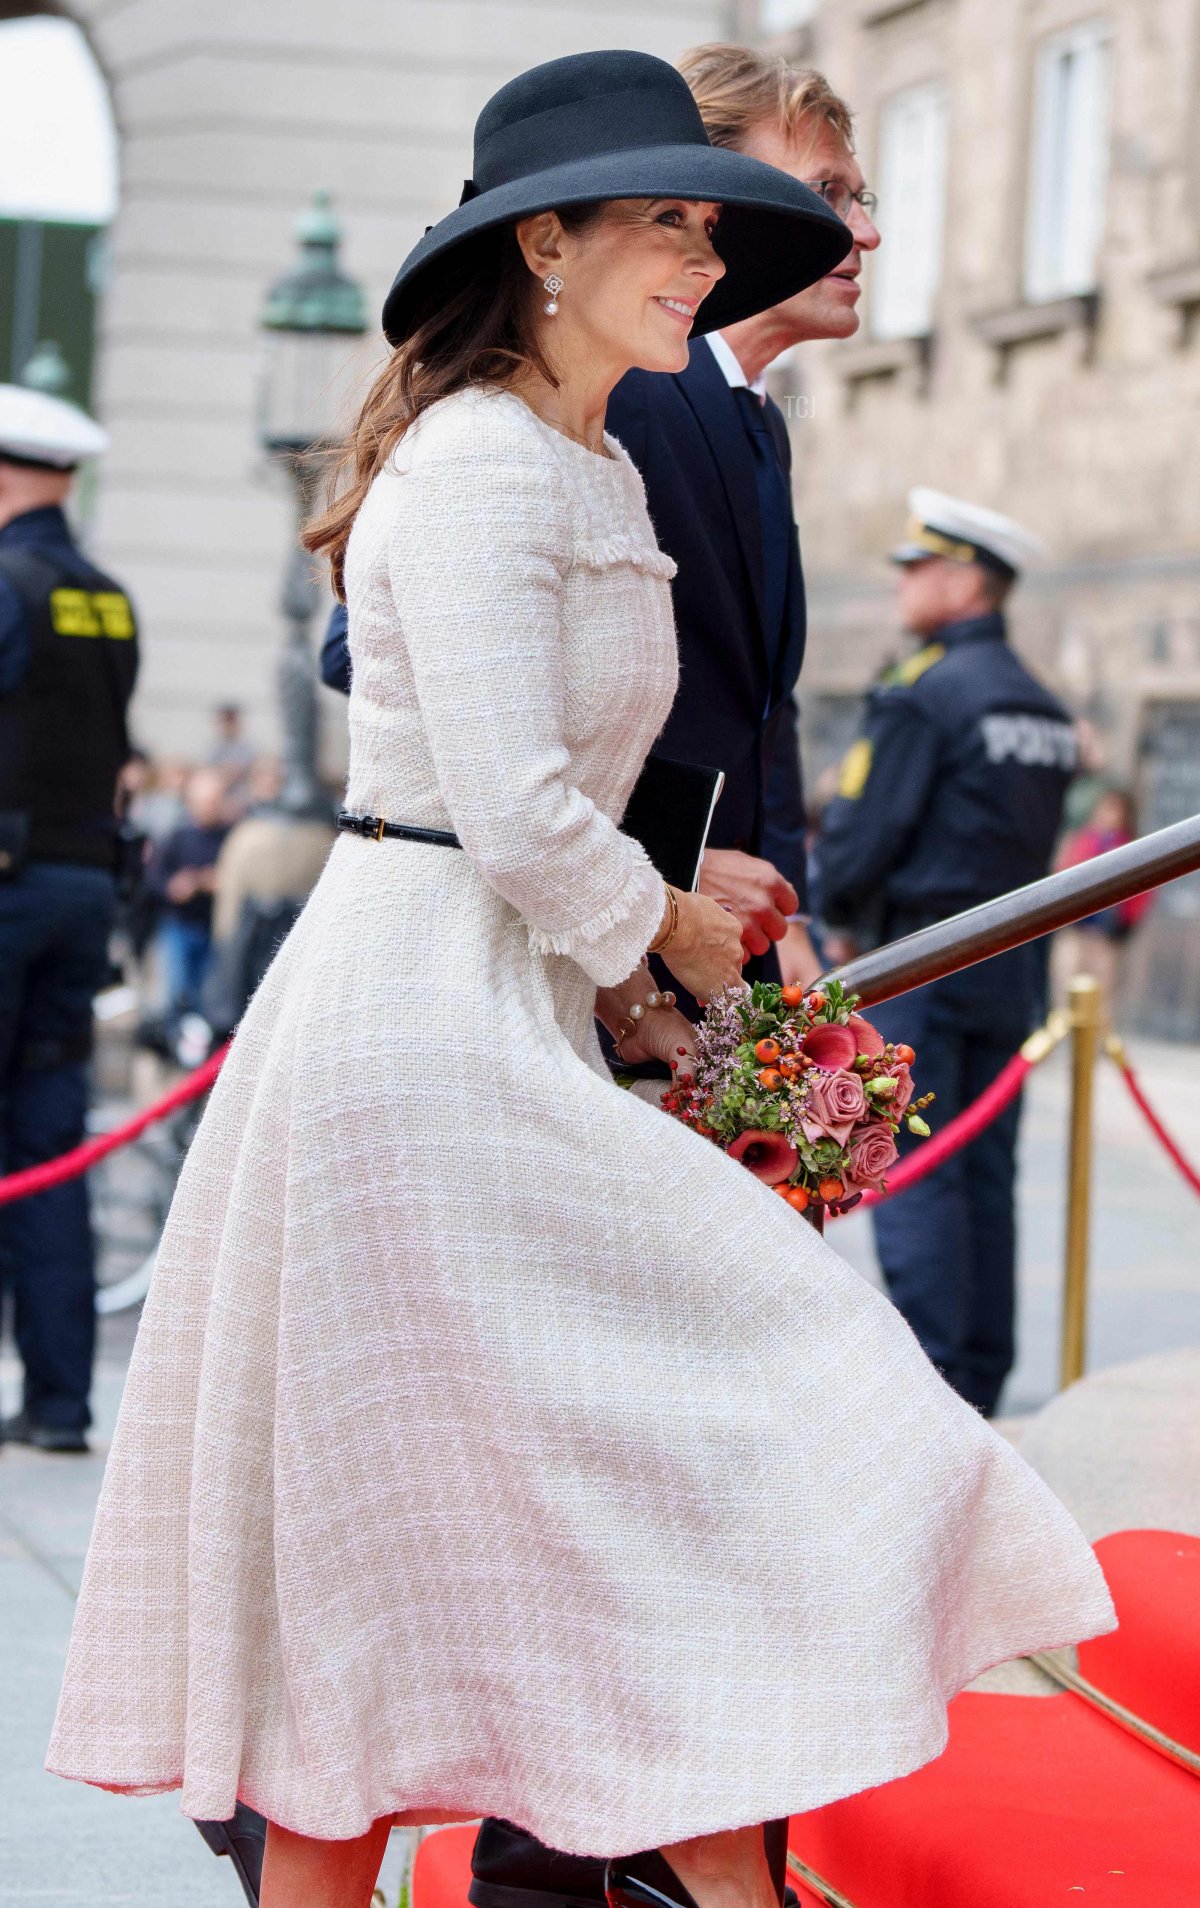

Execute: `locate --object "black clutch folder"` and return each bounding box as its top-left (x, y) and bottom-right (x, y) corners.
top-left (620, 753), bottom-right (726, 893)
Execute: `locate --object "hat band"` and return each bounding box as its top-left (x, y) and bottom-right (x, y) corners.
top-left (0, 447), bottom-right (77, 473)
top-left (473, 85), bottom-right (707, 194)
top-left (905, 517), bottom-right (1015, 577)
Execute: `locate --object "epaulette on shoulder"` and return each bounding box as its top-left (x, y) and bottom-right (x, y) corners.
top-left (881, 642), bottom-right (946, 690)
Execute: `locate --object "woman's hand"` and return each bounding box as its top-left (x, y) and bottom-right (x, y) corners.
top-left (615, 1003), bottom-right (697, 1077)
top-left (659, 887), bottom-right (746, 1005)
top-left (596, 964), bottom-right (698, 1076)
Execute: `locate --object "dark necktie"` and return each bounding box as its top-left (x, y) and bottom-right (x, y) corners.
top-left (733, 384), bottom-right (792, 701)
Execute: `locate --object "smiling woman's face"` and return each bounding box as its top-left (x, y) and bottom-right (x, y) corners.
top-left (517, 198), bottom-right (726, 377)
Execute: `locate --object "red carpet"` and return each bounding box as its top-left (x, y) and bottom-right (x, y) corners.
top-left (787, 1685), bottom-right (1200, 1905)
top-left (1078, 1529), bottom-right (1200, 1754)
top-left (788, 1529), bottom-right (1200, 1904)
top-left (413, 1532), bottom-right (1200, 1908)
top-left (413, 1824), bottom-right (475, 1908)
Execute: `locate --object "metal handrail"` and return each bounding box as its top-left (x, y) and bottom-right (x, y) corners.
top-left (823, 812), bottom-right (1200, 1009)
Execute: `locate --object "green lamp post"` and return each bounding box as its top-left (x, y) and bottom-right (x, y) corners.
top-left (20, 339), bottom-right (73, 396)
top-left (257, 190), bottom-right (368, 817)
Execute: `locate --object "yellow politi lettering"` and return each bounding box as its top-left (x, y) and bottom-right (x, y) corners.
top-left (48, 589), bottom-right (134, 639)
top-left (49, 588), bottom-right (102, 636)
top-left (92, 592), bottom-right (135, 639)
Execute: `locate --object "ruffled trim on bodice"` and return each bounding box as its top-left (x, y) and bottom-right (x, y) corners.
top-left (573, 536), bottom-right (678, 580)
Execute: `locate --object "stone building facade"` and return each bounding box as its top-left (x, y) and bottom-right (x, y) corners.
top-left (766, 0), bottom-right (1200, 1030)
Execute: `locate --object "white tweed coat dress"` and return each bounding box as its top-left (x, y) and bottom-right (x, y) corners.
top-left (49, 386), bottom-right (1113, 1851)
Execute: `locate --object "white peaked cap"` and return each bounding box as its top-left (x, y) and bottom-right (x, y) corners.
top-left (0, 384), bottom-right (109, 468)
top-left (891, 486), bottom-right (1048, 577)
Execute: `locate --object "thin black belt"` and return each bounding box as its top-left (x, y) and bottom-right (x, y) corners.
top-left (337, 809), bottom-right (462, 848)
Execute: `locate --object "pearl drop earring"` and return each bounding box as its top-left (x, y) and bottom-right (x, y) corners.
top-left (543, 273), bottom-right (564, 315)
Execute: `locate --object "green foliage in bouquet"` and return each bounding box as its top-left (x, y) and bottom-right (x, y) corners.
top-left (662, 980), bottom-right (933, 1214)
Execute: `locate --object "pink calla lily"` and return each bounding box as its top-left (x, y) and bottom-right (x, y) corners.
top-left (728, 1128), bottom-right (800, 1185)
top-left (848, 1012), bottom-right (886, 1058)
top-left (801, 1022), bottom-right (858, 1070)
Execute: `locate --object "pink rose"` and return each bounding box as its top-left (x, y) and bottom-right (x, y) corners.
top-left (844, 1122), bottom-right (899, 1192)
top-left (848, 1012), bottom-right (886, 1058)
top-left (728, 1128), bottom-right (799, 1185)
top-left (801, 1022), bottom-right (858, 1070)
top-left (873, 1061), bottom-right (914, 1116)
top-left (801, 1067), bottom-right (867, 1145)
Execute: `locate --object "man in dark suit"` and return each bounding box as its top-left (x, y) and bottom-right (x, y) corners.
top-left (603, 44), bottom-right (879, 992)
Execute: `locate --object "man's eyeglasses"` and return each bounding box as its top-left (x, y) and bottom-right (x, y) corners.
top-left (805, 179), bottom-right (878, 221)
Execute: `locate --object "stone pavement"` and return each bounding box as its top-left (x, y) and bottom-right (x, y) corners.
top-left (2, 1038), bottom-right (1198, 1906)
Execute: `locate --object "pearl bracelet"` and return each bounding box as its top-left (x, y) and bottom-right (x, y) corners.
top-left (613, 985), bottom-right (678, 1062)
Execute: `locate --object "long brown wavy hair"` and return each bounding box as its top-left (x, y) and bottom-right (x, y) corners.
top-left (303, 206), bottom-right (604, 598)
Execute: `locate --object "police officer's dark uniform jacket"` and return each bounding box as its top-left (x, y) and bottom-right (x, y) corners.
top-left (820, 611), bottom-right (1076, 939)
top-left (0, 505), bottom-right (138, 874)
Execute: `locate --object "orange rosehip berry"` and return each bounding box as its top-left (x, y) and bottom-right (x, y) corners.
top-left (818, 1176), bottom-right (844, 1202)
top-left (807, 991), bottom-right (827, 1013)
top-left (780, 984), bottom-right (805, 1008)
top-left (757, 1067), bottom-right (783, 1090)
top-left (778, 1055), bottom-right (802, 1078)
top-left (895, 1043), bottom-right (916, 1066)
top-left (775, 1182), bottom-right (792, 1197)
top-left (785, 1186), bottom-right (810, 1212)
top-left (755, 1037), bottom-right (781, 1064)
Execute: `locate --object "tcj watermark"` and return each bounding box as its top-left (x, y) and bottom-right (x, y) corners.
top-left (782, 394), bottom-right (817, 419)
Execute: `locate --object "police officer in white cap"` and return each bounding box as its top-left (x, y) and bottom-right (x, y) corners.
top-left (817, 488), bottom-right (1076, 1417)
top-left (0, 375), bottom-right (138, 1454)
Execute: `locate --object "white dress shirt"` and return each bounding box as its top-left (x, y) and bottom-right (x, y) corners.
top-left (706, 329), bottom-right (768, 402)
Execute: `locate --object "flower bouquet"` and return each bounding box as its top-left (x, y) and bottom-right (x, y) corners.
top-left (661, 979), bottom-right (932, 1217)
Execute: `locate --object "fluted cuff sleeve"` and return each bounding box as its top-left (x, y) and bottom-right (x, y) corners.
top-left (386, 412), bottom-right (665, 987)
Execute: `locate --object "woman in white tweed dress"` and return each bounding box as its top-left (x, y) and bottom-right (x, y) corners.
top-left (49, 50), bottom-right (1113, 1908)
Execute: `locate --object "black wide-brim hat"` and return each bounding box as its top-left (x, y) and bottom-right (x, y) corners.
top-left (382, 49), bottom-right (852, 345)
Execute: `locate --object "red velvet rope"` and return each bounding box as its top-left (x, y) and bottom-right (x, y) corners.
top-left (1109, 1048), bottom-right (1200, 1198)
top-left (853, 1049), bottom-right (1035, 1212)
top-left (0, 1043), bottom-right (228, 1207)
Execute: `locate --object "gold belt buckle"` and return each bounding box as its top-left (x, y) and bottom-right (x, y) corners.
top-left (373, 815), bottom-right (387, 842)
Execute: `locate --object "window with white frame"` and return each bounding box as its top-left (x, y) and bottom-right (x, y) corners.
top-left (1024, 19), bottom-right (1112, 303)
top-left (870, 81), bottom-right (949, 340)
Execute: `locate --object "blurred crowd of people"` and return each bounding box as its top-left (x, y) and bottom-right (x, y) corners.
top-left (114, 704), bottom-right (333, 1049)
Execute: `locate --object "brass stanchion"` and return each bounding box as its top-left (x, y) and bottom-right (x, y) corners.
top-left (1060, 974), bottom-right (1102, 1388)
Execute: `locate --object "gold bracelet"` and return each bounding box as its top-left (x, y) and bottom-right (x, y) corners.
top-left (613, 1016), bottom-right (638, 1062)
top-left (647, 882), bottom-right (679, 955)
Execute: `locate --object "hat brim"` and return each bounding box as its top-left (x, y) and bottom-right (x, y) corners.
top-left (890, 536), bottom-right (1018, 578)
top-left (382, 143), bottom-right (851, 344)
